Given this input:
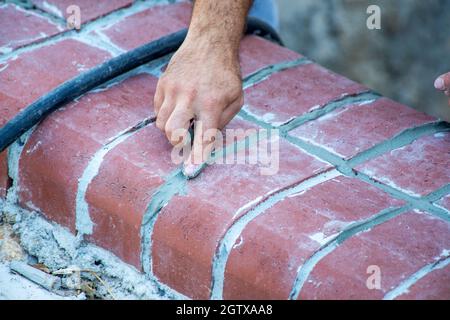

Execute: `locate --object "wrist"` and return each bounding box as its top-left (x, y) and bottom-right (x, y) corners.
top-left (182, 31), bottom-right (240, 68)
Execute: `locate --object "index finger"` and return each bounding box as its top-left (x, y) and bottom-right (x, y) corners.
top-left (183, 115), bottom-right (220, 178)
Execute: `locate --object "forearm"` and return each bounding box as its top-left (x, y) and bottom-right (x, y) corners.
top-left (186, 0), bottom-right (253, 58)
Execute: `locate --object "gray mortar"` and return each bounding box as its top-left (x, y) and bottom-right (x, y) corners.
top-left (347, 122), bottom-right (450, 168)
top-left (383, 254), bottom-right (450, 300)
top-left (3, 1), bottom-right (66, 24)
top-left (283, 121), bottom-right (450, 221)
top-left (243, 58), bottom-right (311, 90)
top-left (4, 56), bottom-right (449, 300)
top-left (0, 0), bottom-right (187, 299)
top-left (2, 8), bottom-right (449, 298)
top-left (0, 0), bottom-right (175, 63)
top-left (6, 128), bottom-right (34, 204)
top-left (140, 131), bottom-right (259, 278)
top-left (279, 92), bottom-right (381, 132)
top-left (76, 117), bottom-right (155, 236)
top-left (140, 169), bottom-right (188, 276)
top-left (1, 199), bottom-right (187, 300)
top-left (238, 58), bottom-right (311, 128)
top-left (289, 205), bottom-right (410, 300)
top-left (2, 128), bottom-right (185, 299)
top-left (210, 169), bottom-right (341, 299)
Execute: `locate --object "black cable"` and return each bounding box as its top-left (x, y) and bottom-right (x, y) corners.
top-left (246, 16), bottom-right (284, 46)
top-left (0, 17), bottom-right (283, 152)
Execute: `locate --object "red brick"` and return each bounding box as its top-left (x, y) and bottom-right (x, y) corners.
top-left (97, 2), bottom-right (192, 51)
top-left (0, 39), bottom-right (111, 126)
top-left (290, 98), bottom-right (435, 159)
top-left (223, 176), bottom-right (404, 300)
top-left (18, 73), bottom-right (159, 231)
top-left (152, 137), bottom-right (331, 299)
top-left (0, 151), bottom-right (8, 199)
top-left (437, 195), bottom-right (450, 212)
top-left (85, 124), bottom-right (176, 269)
top-left (1, 38), bottom-right (110, 216)
top-left (396, 263), bottom-right (450, 300)
top-left (299, 211), bottom-right (450, 300)
top-left (239, 36), bottom-right (301, 77)
top-left (53, 73), bottom-right (158, 142)
top-left (18, 119), bottom-right (100, 229)
top-left (31, 0), bottom-right (132, 24)
top-left (243, 63), bottom-right (367, 126)
top-left (2, 2), bottom-right (447, 301)
top-left (0, 4), bottom-right (62, 53)
top-left (356, 132), bottom-right (450, 197)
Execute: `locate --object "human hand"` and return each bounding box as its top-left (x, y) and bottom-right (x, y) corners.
top-left (154, 34), bottom-right (244, 176)
top-left (434, 72), bottom-right (450, 106)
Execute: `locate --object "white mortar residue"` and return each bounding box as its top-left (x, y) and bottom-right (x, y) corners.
top-left (1, 199), bottom-right (185, 300)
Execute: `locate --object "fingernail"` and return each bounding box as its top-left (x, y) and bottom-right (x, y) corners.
top-left (183, 164), bottom-right (201, 179)
top-left (434, 77), bottom-right (445, 90)
top-left (182, 163), bottom-right (204, 179)
top-left (182, 163), bottom-right (196, 177)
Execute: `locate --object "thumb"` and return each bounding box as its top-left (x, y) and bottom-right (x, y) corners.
top-left (435, 72), bottom-right (450, 91)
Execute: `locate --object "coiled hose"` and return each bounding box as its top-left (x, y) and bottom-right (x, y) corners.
top-left (0, 17), bottom-right (282, 152)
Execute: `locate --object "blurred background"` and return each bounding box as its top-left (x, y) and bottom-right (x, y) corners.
top-left (277, 0), bottom-right (450, 121)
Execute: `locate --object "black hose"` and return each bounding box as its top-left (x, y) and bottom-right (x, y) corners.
top-left (246, 16), bottom-right (284, 46)
top-left (0, 17), bottom-right (283, 152)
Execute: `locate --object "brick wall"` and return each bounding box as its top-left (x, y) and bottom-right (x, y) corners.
top-left (0, 1), bottom-right (449, 300)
